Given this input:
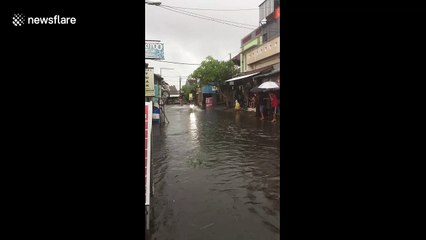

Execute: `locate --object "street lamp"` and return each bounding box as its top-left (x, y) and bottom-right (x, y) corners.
top-left (145, 1), bottom-right (161, 6)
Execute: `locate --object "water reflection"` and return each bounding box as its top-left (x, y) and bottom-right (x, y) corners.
top-left (147, 105), bottom-right (280, 240)
top-left (235, 111), bottom-right (241, 124)
top-left (189, 112), bottom-right (196, 129)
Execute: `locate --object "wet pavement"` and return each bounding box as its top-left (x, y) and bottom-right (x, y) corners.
top-left (146, 105), bottom-right (280, 240)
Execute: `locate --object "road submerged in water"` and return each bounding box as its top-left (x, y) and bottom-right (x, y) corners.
top-left (146, 105), bottom-right (280, 240)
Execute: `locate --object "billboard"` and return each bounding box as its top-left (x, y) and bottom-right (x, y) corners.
top-left (145, 68), bottom-right (155, 97)
top-left (145, 102), bottom-right (153, 205)
top-left (145, 42), bottom-right (164, 60)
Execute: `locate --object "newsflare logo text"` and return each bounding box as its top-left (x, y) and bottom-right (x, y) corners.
top-left (12, 13), bottom-right (77, 27)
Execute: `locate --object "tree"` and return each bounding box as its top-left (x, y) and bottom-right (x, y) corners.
top-left (181, 82), bottom-right (198, 102)
top-left (190, 56), bottom-right (239, 108)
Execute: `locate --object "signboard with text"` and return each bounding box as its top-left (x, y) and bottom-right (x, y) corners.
top-left (145, 68), bottom-right (155, 97)
top-left (145, 42), bottom-right (164, 60)
top-left (145, 102), bottom-right (153, 205)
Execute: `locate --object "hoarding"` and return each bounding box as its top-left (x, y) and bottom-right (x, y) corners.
top-left (145, 42), bottom-right (164, 60)
top-left (145, 102), bottom-right (153, 205)
top-left (145, 68), bottom-right (155, 97)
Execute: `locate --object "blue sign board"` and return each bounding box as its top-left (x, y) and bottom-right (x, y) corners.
top-left (202, 84), bottom-right (215, 94)
top-left (145, 42), bottom-right (164, 60)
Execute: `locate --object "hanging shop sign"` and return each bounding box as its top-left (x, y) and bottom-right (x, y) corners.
top-left (145, 68), bottom-right (155, 97)
top-left (145, 102), bottom-right (153, 205)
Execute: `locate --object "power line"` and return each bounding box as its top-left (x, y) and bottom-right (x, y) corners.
top-left (161, 5), bottom-right (258, 28)
top-left (150, 59), bottom-right (201, 65)
top-left (158, 5), bottom-right (257, 30)
top-left (161, 4), bottom-right (258, 11)
top-left (162, 76), bottom-right (189, 78)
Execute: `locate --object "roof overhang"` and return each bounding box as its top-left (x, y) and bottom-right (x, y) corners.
top-left (253, 69), bottom-right (280, 79)
top-left (225, 72), bottom-right (260, 83)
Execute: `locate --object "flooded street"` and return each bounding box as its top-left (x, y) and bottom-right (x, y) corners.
top-left (146, 105), bottom-right (280, 240)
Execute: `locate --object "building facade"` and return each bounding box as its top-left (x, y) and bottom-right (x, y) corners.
top-left (225, 0), bottom-right (280, 114)
top-left (240, 0), bottom-right (280, 74)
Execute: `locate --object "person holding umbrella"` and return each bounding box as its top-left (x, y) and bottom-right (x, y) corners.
top-left (257, 81), bottom-right (279, 122)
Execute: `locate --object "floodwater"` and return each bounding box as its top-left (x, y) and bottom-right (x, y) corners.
top-left (146, 105), bottom-right (280, 240)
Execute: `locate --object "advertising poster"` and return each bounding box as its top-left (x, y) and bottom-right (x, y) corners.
top-left (145, 102), bottom-right (153, 205)
top-left (145, 68), bottom-right (155, 97)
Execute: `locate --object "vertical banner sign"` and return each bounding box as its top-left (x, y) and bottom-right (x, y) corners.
top-left (145, 102), bottom-right (153, 205)
top-left (145, 68), bottom-right (155, 97)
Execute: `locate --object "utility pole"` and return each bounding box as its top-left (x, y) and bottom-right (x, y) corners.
top-left (179, 76), bottom-right (182, 95)
top-left (229, 53), bottom-right (232, 61)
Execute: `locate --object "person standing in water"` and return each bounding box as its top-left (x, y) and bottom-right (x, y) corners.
top-left (269, 92), bottom-right (278, 123)
top-left (259, 93), bottom-right (266, 120)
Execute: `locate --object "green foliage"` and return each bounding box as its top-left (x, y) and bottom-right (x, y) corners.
top-left (181, 83), bottom-right (197, 101)
top-left (191, 56), bottom-right (239, 86)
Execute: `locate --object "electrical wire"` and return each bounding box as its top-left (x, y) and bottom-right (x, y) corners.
top-left (149, 59), bottom-right (201, 65)
top-left (161, 4), bottom-right (258, 11)
top-left (161, 5), bottom-right (258, 28)
top-left (162, 76), bottom-right (190, 78)
top-left (158, 5), bottom-right (258, 30)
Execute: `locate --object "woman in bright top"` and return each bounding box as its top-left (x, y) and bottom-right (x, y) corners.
top-left (269, 92), bottom-right (278, 123)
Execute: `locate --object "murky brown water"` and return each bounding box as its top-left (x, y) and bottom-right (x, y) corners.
top-left (146, 105), bottom-right (280, 240)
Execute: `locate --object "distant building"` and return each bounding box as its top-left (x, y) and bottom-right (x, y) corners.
top-left (186, 79), bottom-right (197, 86)
top-left (199, 83), bottom-right (218, 109)
top-left (169, 85), bottom-right (179, 97)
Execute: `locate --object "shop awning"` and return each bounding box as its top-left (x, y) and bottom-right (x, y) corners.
top-left (225, 72), bottom-right (260, 83)
top-left (253, 69), bottom-right (280, 79)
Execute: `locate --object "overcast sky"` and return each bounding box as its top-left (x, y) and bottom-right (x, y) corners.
top-left (145, 0), bottom-right (263, 89)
